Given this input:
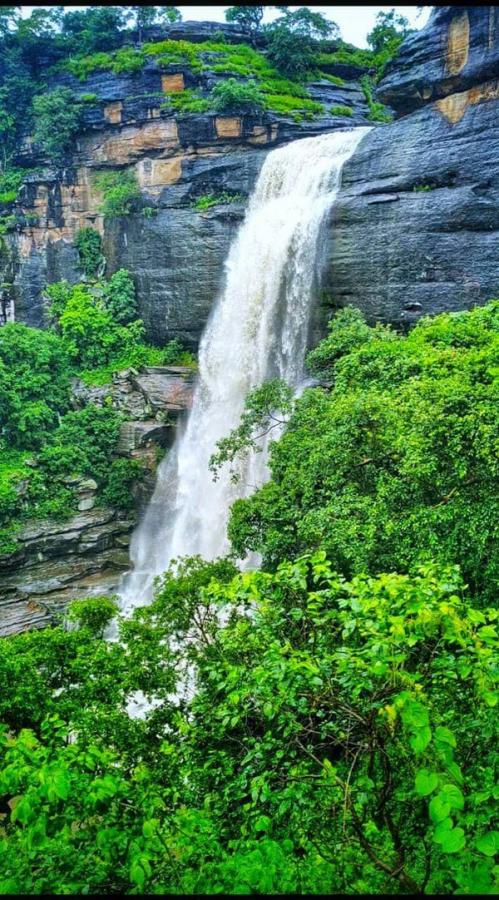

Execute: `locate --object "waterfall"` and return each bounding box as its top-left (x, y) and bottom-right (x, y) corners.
top-left (119, 128), bottom-right (370, 613)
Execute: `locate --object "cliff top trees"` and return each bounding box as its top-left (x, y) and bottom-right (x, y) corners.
top-left (266, 7), bottom-right (340, 80)
top-left (125, 6), bottom-right (182, 43)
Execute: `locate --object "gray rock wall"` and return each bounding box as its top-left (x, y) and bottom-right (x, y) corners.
top-left (327, 5), bottom-right (499, 326)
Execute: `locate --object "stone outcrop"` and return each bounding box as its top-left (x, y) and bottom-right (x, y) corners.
top-left (327, 5), bottom-right (499, 325)
top-left (0, 365), bottom-right (194, 635)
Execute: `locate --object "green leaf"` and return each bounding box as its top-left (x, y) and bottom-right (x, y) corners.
top-left (52, 769), bottom-right (70, 801)
top-left (429, 794), bottom-right (451, 824)
top-left (402, 700), bottom-right (429, 728)
top-left (477, 831), bottom-right (499, 857)
top-left (415, 769), bottom-right (439, 796)
top-left (434, 726), bottom-right (456, 747)
top-left (440, 783), bottom-right (464, 811)
top-left (440, 826), bottom-right (466, 854)
top-left (410, 725), bottom-right (432, 754)
top-left (130, 862), bottom-right (145, 890)
top-left (254, 815), bottom-right (271, 833)
top-left (433, 817), bottom-right (453, 843)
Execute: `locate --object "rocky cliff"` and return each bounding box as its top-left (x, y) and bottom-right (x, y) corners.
top-left (0, 20), bottom-right (372, 346)
top-left (328, 6), bottom-right (499, 325)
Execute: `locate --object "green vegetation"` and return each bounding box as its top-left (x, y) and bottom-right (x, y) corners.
top-left (225, 303), bottom-right (499, 608)
top-left (211, 78), bottom-right (266, 114)
top-left (93, 170), bottom-right (141, 218)
top-left (0, 167), bottom-right (25, 205)
top-left (74, 227), bottom-right (105, 278)
top-left (0, 269), bottom-right (194, 546)
top-left (330, 104), bottom-right (353, 117)
top-left (192, 192), bottom-right (245, 212)
top-left (161, 89), bottom-right (210, 115)
top-left (360, 75), bottom-right (393, 123)
top-left (0, 290), bottom-right (497, 894)
top-left (32, 88), bottom-right (82, 164)
top-left (0, 551), bottom-right (496, 893)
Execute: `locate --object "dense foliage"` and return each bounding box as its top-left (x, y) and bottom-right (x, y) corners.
top-left (0, 553), bottom-right (496, 894)
top-left (225, 303), bottom-right (499, 607)
top-left (0, 269), bottom-right (194, 549)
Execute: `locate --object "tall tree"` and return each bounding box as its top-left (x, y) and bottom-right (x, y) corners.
top-left (225, 5), bottom-right (264, 37)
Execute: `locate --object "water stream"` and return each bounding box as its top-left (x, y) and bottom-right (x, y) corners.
top-left (119, 128), bottom-right (370, 614)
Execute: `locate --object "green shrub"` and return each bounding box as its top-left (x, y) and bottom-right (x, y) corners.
top-left (211, 78), bottom-right (266, 114)
top-left (74, 227), bottom-right (104, 278)
top-left (101, 457), bottom-right (144, 510)
top-left (67, 595), bottom-right (119, 636)
top-left (192, 191), bottom-right (244, 211)
top-left (101, 268), bottom-right (137, 324)
top-left (330, 104), bottom-right (353, 117)
top-left (162, 89), bottom-right (210, 114)
top-left (0, 167), bottom-right (25, 205)
top-left (94, 170), bottom-right (141, 218)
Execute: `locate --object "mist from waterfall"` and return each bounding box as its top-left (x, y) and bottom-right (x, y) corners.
top-left (119, 128), bottom-right (370, 613)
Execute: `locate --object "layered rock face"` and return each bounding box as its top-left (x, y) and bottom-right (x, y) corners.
top-left (328, 6), bottom-right (499, 325)
top-left (2, 21), bottom-right (371, 345)
top-left (0, 366), bottom-right (194, 635)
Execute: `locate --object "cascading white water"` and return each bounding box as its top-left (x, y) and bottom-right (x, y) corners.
top-left (119, 128), bottom-right (370, 613)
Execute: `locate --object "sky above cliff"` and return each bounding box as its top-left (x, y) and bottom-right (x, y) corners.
top-left (21, 6), bottom-right (431, 48)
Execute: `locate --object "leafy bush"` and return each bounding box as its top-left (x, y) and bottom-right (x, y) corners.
top-left (330, 104), bottom-right (353, 117)
top-left (94, 170), bottom-right (141, 218)
top-left (74, 227), bottom-right (104, 277)
top-left (211, 78), bottom-right (266, 114)
top-left (192, 191), bottom-right (244, 211)
top-left (228, 302), bottom-right (499, 606)
top-left (67, 595), bottom-right (119, 636)
top-left (266, 27), bottom-right (316, 81)
top-left (0, 167), bottom-right (25, 205)
top-left (32, 88), bottom-right (82, 163)
top-left (101, 268), bottom-right (137, 324)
